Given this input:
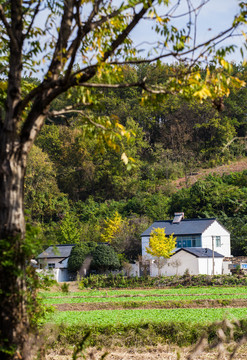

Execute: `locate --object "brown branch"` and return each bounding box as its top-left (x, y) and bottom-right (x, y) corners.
top-left (23, 0), bottom-right (41, 40)
top-left (102, 2), bottom-right (153, 63)
top-left (0, 4), bottom-right (18, 48)
top-left (65, 0), bottom-right (103, 79)
top-left (223, 136), bottom-right (247, 151)
top-left (65, 1), bottom-right (121, 79)
top-left (47, 108), bottom-right (108, 130)
top-left (77, 81), bottom-right (144, 88)
top-left (47, 0), bottom-right (76, 79)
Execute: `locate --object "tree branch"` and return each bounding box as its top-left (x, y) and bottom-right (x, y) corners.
top-left (47, 108), bottom-right (108, 130)
top-left (0, 4), bottom-right (18, 48)
top-left (223, 136), bottom-right (247, 151)
top-left (102, 2), bottom-right (153, 63)
top-left (22, 0), bottom-right (41, 40)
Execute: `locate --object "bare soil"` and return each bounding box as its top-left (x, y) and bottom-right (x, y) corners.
top-left (173, 157), bottom-right (247, 189)
top-left (54, 298), bottom-right (247, 311)
top-left (45, 343), bottom-right (247, 360)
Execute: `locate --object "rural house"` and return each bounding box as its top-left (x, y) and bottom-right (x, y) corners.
top-left (37, 244), bottom-right (75, 282)
top-left (140, 213), bottom-right (231, 276)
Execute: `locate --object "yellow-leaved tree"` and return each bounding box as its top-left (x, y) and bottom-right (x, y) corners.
top-left (146, 228), bottom-right (176, 276)
top-left (101, 211), bottom-right (124, 244)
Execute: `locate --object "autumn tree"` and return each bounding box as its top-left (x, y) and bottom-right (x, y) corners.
top-left (146, 227), bottom-right (176, 275)
top-left (0, 0), bottom-right (246, 358)
top-left (101, 211), bottom-right (125, 243)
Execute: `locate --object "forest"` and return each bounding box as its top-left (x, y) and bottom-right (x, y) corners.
top-left (26, 63), bottom-right (247, 260)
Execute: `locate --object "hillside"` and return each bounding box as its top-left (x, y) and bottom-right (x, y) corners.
top-left (174, 158), bottom-right (247, 189)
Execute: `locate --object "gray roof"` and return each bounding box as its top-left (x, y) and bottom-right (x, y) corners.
top-left (173, 247), bottom-right (224, 258)
top-left (37, 244), bottom-right (75, 259)
top-left (141, 218), bottom-right (217, 237)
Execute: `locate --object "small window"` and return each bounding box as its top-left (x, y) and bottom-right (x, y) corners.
top-left (187, 240), bottom-right (192, 247)
top-left (177, 240), bottom-right (182, 248)
top-left (216, 236), bottom-right (221, 247)
top-left (48, 263), bottom-right (55, 269)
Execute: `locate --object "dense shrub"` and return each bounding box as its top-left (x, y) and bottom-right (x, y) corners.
top-left (90, 244), bottom-right (120, 273)
top-left (78, 273), bottom-right (247, 289)
top-left (68, 242), bottom-right (96, 273)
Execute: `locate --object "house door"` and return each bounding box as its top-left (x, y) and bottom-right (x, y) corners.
top-left (139, 261), bottom-right (150, 276)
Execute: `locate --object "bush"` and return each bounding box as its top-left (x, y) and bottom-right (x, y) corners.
top-left (68, 242), bottom-right (97, 273)
top-left (78, 273), bottom-right (247, 289)
top-left (90, 244), bottom-right (120, 273)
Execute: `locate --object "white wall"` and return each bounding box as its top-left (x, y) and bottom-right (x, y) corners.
top-left (37, 257), bottom-right (68, 269)
top-left (198, 257), bottom-right (223, 275)
top-left (149, 251), bottom-right (199, 276)
top-left (137, 249), bottom-right (225, 276)
top-left (222, 261), bottom-right (231, 275)
top-left (141, 236), bottom-right (151, 258)
top-left (37, 268), bottom-right (71, 282)
top-left (128, 262), bottom-right (140, 277)
top-left (202, 220), bottom-right (231, 257)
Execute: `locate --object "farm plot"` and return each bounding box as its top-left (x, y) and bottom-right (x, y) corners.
top-left (42, 285), bottom-right (247, 316)
top-left (42, 286), bottom-right (247, 310)
top-left (42, 286), bottom-right (247, 350)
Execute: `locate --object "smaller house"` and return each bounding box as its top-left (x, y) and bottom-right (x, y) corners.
top-left (150, 248), bottom-right (224, 277)
top-left (37, 244), bottom-right (75, 282)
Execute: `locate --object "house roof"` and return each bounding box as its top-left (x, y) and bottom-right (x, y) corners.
top-left (173, 247), bottom-right (224, 258)
top-left (141, 218), bottom-right (217, 237)
top-left (37, 244), bottom-right (75, 259)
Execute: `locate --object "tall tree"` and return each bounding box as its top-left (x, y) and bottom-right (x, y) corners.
top-left (0, 1), bottom-right (246, 358)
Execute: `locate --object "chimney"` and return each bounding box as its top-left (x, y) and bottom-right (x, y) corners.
top-left (172, 212), bottom-right (184, 224)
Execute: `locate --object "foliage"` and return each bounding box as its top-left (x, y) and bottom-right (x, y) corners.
top-left (68, 243), bottom-right (97, 273)
top-left (101, 211), bottom-right (124, 243)
top-left (91, 244), bottom-right (120, 273)
top-left (57, 212), bottom-right (82, 244)
top-left (75, 273), bottom-right (247, 289)
top-left (146, 228), bottom-right (176, 263)
top-left (60, 283), bottom-right (70, 294)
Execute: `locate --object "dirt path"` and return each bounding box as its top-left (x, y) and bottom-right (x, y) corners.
top-left (54, 298), bottom-right (247, 311)
top-left (45, 343), bottom-right (247, 360)
top-left (173, 157), bottom-right (247, 189)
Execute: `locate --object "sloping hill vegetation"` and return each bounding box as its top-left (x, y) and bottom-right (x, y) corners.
top-left (28, 63), bottom-right (247, 259)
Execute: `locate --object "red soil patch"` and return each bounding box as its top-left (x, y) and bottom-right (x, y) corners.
top-left (54, 298), bottom-right (247, 311)
top-left (174, 158), bottom-right (247, 189)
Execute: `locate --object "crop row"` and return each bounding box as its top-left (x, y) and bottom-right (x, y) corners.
top-left (44, 293), bottom-right (247, 305)
top-left (47, 307), bottom-right (247, 327)
top-left (40, 286), bottom-right (247, 299)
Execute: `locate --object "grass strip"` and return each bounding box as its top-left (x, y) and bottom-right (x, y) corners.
top-left (40, 286), bottom-right (247, 299)
top-left (43, 293), bottom-right (247, 304)
top-left (46, 307), bottom-right (247, 327)
top-left (43, 317), bottom-right (247, 348)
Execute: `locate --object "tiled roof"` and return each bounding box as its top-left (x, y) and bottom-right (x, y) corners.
top-left (174, 247), bottom-right (224, 258)
top-left (141, 218), bottom-right (217, 236)
top-left (37, 244), bottom-right (75, 259)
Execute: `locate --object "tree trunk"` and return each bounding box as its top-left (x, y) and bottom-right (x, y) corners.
top-left (0, 136), bottom-right (29, 359)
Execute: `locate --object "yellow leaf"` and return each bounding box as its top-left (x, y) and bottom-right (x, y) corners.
top-left (121, 152), bottom-right (128, 165)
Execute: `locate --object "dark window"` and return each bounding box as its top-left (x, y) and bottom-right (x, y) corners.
top-left (176, 235), bottom-right (201, 248)
top-left (216, 236), bottom-right (221, 247)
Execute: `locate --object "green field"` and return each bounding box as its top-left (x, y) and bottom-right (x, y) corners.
top-left (41, 285), bottom-right (247, 347)
top-left (43, 293), bottom-right (247, 304)
top-left (47, 307), bottom-right (247, 326)
top-left (43, 286), bottom-right (247, 322)
top-left (41, 285), bottom-right (247, 298)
